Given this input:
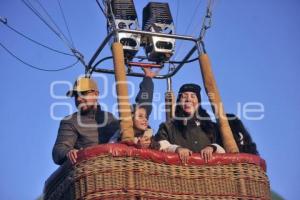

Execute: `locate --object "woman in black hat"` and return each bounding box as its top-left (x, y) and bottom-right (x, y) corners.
top-left (155, 83), bottom-right (224, 164)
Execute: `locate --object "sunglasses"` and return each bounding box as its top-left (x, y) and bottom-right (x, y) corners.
top-left (74, 90), bottom-right (96, 97)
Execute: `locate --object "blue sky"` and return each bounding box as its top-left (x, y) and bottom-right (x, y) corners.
top-left (1, 0), bottom-right (299, 199)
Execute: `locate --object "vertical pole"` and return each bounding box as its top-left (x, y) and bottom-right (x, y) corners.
top-left (165, 78), bottom-right (175, 122)
top-left (198, 53), bottom-right (239, 153)
top-left (112, 42), bottom-right (134, 142)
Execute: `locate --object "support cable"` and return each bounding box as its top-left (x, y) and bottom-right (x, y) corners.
top-left (21, 0), bottom-right (87, 66)
top-left (34, 0), bottom-right (74, 48)
top-left (87, 56), bottom-right (113, 77)
top-left (21, 0), bottom-right (73, 50)
top-left (173, 0), bottom-right (202, 60)
top-left (0, 18), bottom-right (73, 56)
top-left (57, 0), bottom-right (75, 48)
top-left (0, 42), bottom-right (79, 72)
top-left (96, 0), bottom-right (107, 18)
top-left (175, 0), bottom-right (180, 33)
top-left (199, 0), bottom-right (214, 41)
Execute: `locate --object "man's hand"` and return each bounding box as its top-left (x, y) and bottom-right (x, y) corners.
top-left (176, 147), bottom-right (192, 164)
top-left (200, 146), bottom-right (214, 163)
top-left (142, 67), bottom-right (160, 78)
top-left (137, 136), bottom-right (151, 149)
top-left (66, 149), bottom-right (79, 165)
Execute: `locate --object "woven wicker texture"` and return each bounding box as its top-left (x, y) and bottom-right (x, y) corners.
top-left (44, 144), bottom-right (270, 200)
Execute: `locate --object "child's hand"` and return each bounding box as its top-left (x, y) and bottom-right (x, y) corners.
top-left (142, 67), bottom-right (160, 78)
top-left (137, 136), bottom-right (151, 149)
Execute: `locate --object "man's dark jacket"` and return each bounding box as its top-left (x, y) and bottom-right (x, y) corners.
top-left (52, 107), bottom-right (119, 165)
top-left (52, 77), bottom-right (153, 165)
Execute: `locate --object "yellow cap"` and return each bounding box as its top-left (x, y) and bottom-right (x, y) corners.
top-left (66, 77), bottom-right (98, 97)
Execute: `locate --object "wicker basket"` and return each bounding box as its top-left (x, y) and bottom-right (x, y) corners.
top-left (44, 144), bottom-right (270, 200)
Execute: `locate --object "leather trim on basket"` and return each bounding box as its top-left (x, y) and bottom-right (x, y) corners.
top-left (76, 143), bottom-right (266, 171)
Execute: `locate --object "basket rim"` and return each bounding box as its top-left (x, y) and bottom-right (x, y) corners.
top-left (77, 143), bottom-right (266, 170)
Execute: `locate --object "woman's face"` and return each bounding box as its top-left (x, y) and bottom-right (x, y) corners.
top-left (133, 107), bottom-right (148, 131)
top-left (179, 91), bottom-right (199, 116)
